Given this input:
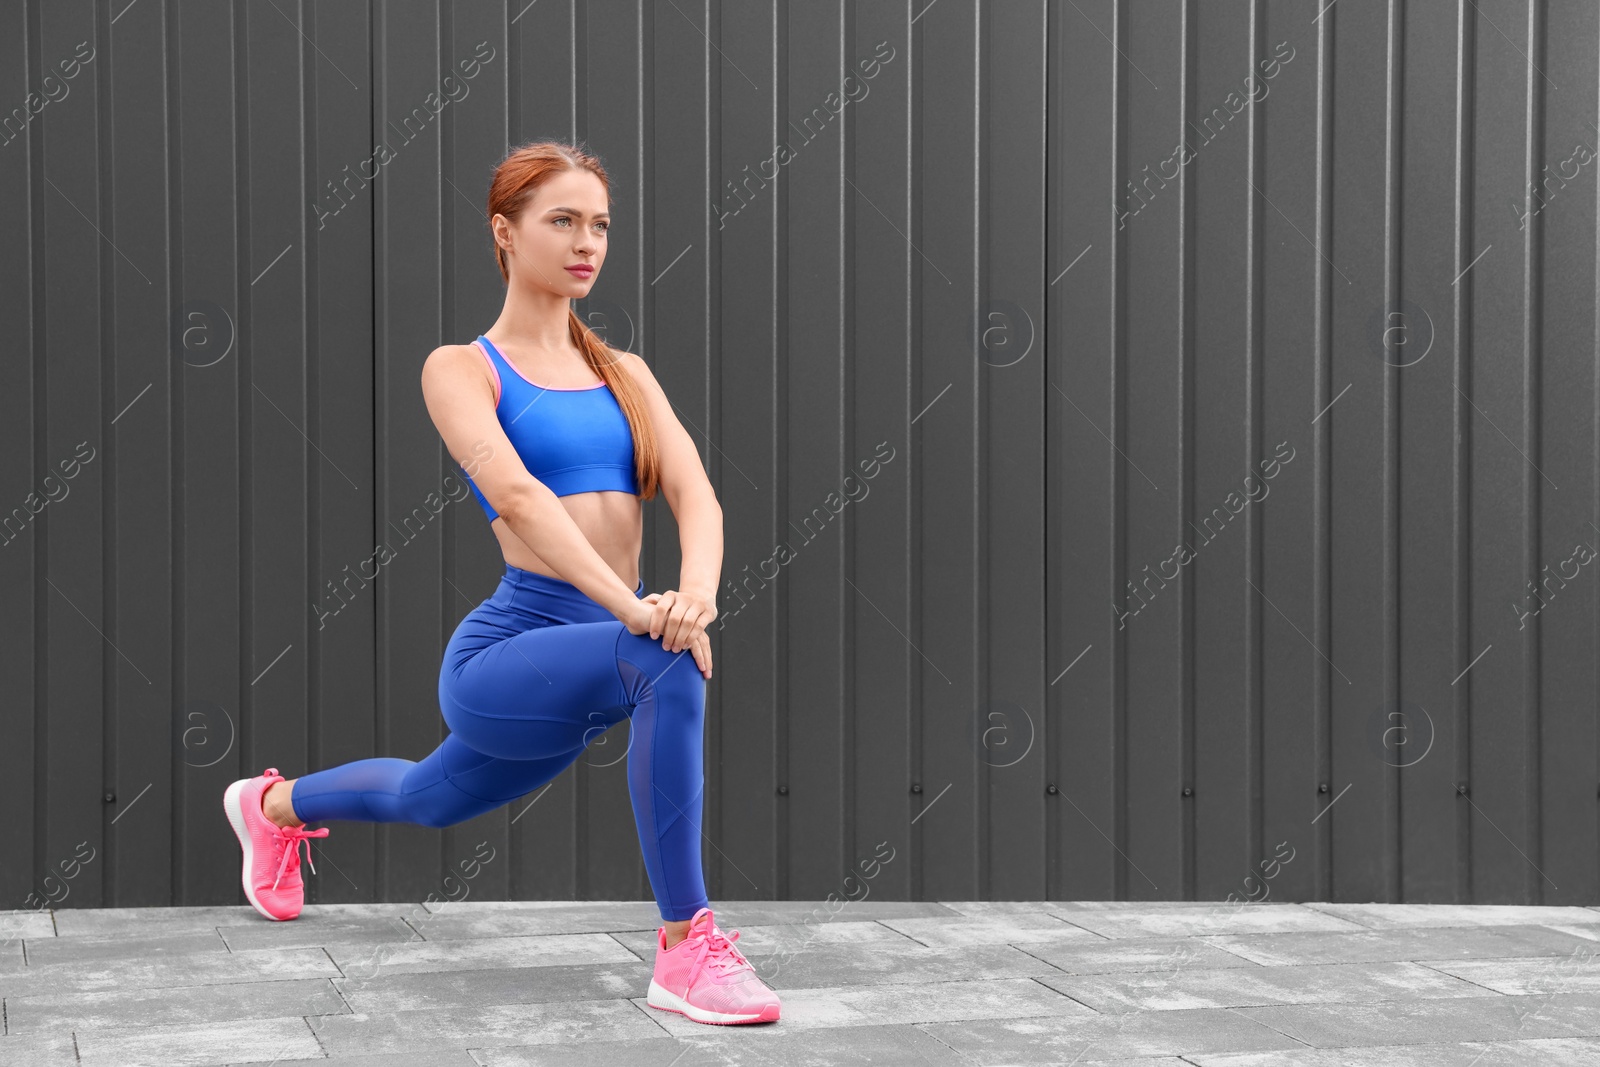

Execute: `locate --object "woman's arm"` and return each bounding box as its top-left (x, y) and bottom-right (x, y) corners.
top-left (619, 352), bottom-right (723, 643)
top-left (500, 481), bottom-right (649, 623)
top-left (420, 344), bottom-right (646, 625)
top-left (674, 489), bottom-right (723, 600)
top-left (619, 351), bottom-right (723, 590)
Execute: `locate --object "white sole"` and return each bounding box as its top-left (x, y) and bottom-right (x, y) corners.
top-left (646, 978), bottom-right (774, 1024)
top-left (223, 778), bottom-right (282, 921)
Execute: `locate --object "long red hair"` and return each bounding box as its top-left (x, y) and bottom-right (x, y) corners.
top-left (485, 140), bottom-right (660, 501)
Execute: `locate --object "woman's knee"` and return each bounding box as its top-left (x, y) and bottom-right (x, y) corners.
top-left (615, 634), bottom-right (706, 713)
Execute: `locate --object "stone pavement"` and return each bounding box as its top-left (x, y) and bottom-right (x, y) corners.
top-left (4, 898), bottom-right (1600, 1066)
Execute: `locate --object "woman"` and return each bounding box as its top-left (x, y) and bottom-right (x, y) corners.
top-left (222, 141), bottom-right (780, 1026)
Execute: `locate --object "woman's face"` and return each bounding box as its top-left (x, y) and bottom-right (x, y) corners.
top-left (496, 169), bottom-right (609, 296)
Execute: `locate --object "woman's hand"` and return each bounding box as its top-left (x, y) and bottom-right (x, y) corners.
top-left (684, 629), bottom-right (712, 679)
top-left (644, 589), bottom-right (717, 654)
top-left (623, 593), bottom-right (713, 679)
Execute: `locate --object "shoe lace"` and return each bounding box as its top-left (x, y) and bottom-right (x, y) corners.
top-left (271, 823), bottom-right (330, 891)
top-left (686, 920), bottom-right (752, 987)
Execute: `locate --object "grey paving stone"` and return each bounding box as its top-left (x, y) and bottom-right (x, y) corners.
top-left (1038, 959), bottom-right (1491, 1013)
top-left (940, 900), bottom-right (1090, 917)
top-left (51, 905), bottom-right (261, 938)
top-left (922, 1006), bottom-right (1308, 1061)
top-left (411, 900), bottom-right (956, 942)
top-left (300, 903), bottom-right (431, 919)
top-left (1015, 936), bottom-right (1258, 975)
top-left (960, 902), bottom-right (1306, 920)
top-left (73, 1014), bottom-right (323, 1067)
top-left (1050, 903), bottom-right (1368, 940)
top-left (1540, 921), bottom-right (1600, 942)
top-left (1027, 1060), bottom-right (1194, 1067)
top-left (416, 898), bottom-right (959, 925)
top-left (226, 1051), bottom-right (480, 1066)
top-left (0, 944), bottom-right (339, 997)
top-left (0, 909), bottom-right (57, 945)
top-left (0, 938), bottom-right (26, 973)
top-left (415, 899), bottom-right (653, 916)
top-left (1419, 951), bottom-right (1600, 994)
top-left (470, 1024), bottom-right (975, 1066)
top-left (335, 959), bottom-right (653, 1013)
top-left (0, 1031), bottom-right (80, 1067)
top-left (52, 902), bottom-right (422, 940)
top-left (1204, 923), bottom-right (1598, 966)
top-left (29, 901), bottom-right (1600, 1065)
top-left (397, 902), bottom-right (666, 941)
top-left (24, 928), bottom-right (231, 965)
top-left (874, 913), bottom-right (1106, 948)
top-left (747, 941), bottom-right (1081, 990)
top-left (1301, 903), bottom-right (1600, 931)
top-left (312, 997), bottom-right (666, 1057)
top-left (323, 930), bottom-right (640, 977)
top-left (1187, 1036), bottom-right (1600, 1066)
top-left (1231, 992), bottom-right (1600, 1046)
top-left (834, 975), bottom-right (1089, 1025)
top-left (1054, 900), bottom-right (1302, 911)
top-left (219, 912), bottom-right (425, 951)
top-left (6, 975), bottom-right (348, 1034)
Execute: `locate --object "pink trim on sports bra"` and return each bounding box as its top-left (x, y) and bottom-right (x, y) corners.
top-left (479, 335), bottom-right (606, 391)
top-left (470, 339), bottom-right (503, 406)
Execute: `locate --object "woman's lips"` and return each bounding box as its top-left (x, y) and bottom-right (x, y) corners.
top-left (565, 266), bottom-right (594, 277)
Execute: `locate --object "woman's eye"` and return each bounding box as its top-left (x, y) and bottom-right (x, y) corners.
top-left (554, 217), bottom-right (569, 226)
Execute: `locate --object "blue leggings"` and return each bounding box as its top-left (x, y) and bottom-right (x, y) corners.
top-left (289, 563), bottom-right (710, 921)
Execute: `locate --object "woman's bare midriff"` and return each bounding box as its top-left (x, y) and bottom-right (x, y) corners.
top-left (489, 489), bottom-right (643, 592)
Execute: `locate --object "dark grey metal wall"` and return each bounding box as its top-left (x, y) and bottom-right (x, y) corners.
top-left (3, 0), bottom-right (1597, 915)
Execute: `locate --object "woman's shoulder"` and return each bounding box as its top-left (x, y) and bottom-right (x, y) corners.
top-left (420, 342), bottom-right (498, 400)
top-left (424, 340), bottom-right (487, 364)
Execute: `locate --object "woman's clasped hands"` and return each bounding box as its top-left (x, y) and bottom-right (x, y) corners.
top-left (623, 589), bottom-right (716, 679)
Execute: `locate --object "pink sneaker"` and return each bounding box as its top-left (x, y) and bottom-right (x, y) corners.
top-left (646, 906), bottom-right (781, 1024)
top-left (223, 767), bottom-right (329, 921)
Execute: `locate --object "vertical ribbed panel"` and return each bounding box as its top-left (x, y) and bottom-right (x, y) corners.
top-left (1, 0), bottom-right (1595, 910)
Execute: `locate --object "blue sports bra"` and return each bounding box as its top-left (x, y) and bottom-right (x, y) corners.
top-left (460, 334), bottom-right (639, 522)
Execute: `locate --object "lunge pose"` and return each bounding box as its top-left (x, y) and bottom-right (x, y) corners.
top-left (223, 141), bottom-right (779, 1025)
